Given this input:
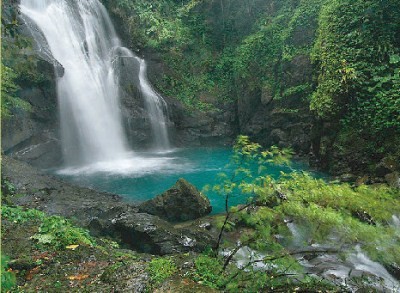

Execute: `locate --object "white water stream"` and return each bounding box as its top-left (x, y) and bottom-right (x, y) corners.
top-left (115, 47), bottom-right (171, 150)
top-left (223, 222), bottom-right (400, 291)
top-left (287, 222), bottom-right (400, 292)
top-left (137, 57), bottom-right (171, 150)
top-left (20, 0), bottom-right (171, 168)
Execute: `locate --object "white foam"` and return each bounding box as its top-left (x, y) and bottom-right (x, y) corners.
top-left (56, 151), bottom-right (195, 176)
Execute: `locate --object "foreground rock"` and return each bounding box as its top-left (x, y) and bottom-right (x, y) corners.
top-left (1, 156), bottom-right (216, 255)
top-left (139, 178), bottom-right (212, 222)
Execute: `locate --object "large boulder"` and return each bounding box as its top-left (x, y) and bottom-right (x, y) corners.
top-left (139, 178), bottom-right (212, 222)
top-left (109, 212), bottom-right (216, 255)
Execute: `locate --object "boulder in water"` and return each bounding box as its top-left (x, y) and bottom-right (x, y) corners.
top-left (139, 178), bottom-right (212, 222)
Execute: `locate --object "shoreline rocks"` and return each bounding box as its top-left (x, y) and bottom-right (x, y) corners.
top-left (1, 156), bottom-right (216, 255)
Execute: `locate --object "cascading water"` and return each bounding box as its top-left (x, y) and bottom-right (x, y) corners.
top-left (285, 222), bottom-right (400, 291)
top-left (137, 57), bottom-right (171, 150)
top-left (20, 0), bottom-right (171, 168)
top-left (116, 47), bottom-right (171, 150)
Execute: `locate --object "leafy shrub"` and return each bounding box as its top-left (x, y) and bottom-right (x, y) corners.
top-left (1, 206), bottom-right (94, 249)
top-left (192, 255), bottom-right (224, 289)
top-left (1, 179), bottom-right (16, 196)
top-left (147, 258), bottom-right (177, 285)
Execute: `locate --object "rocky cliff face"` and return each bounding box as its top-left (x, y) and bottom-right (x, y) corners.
top-left (145, 54), bottom-right (237, 147)
top-left (7, 0), bottom-right (393, 180)
top-left (1, 52), bottom-right (62, 169)
top-left (238, 54), bottom-right (314, 155)
top-left (1, 0), bottom-right (62, 168)
top-left (103, 0), bottom-right (317, 155)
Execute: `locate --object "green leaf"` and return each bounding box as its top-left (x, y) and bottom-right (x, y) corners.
top-left (390, 54), bottom-right (400, 64)
top-left (31, 233), bottom-right (55, 244)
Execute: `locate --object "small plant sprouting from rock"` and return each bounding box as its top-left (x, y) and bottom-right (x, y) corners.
top-left (147, 257), bottom-right (177, 286)
top-left (191, 254), bottom-right (224, 289)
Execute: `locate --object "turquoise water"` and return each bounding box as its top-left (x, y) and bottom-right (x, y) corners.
top-left (58, 148), bottom-right (318, 214)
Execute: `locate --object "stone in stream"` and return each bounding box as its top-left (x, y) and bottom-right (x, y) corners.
top-left (386, 263), bottom-right (400, 281)
top-left (138, 178), bottom-right (212, 222)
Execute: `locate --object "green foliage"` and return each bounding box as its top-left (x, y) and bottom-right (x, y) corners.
top-left (1, 178), bottom-right (16, 196)
top-left (116, 0), bottom-right (192, 50)
top-left (281, 173), bottom-right (400, 221)
top-left (191, 255), bottom-right (224, 288)
top-left (204, 136), bottom-right (309, 290)
top-left (1, 62), bottom-right (31, 118)
top-left (1, 206), bottom-right (94, 249)
top-left (274, 173), bottom-right (400, 264)
top-left (1, 2), bottom-right (45, 119)
top-left (308, 0), bottom-right (400, 172)
top-left (107, 0), bottom-right (217, 109)
top-left (2, 205), bottom-right (43, 223)
top-left (232, 0), bottom-right (326, 100)
top-left (312, 0), bottom-right (400, 134)
top-left (105, 0), bottom-right (400, 171)
top-left (147, 257), bottom-right (177, 285)
top-left (1, 0), bottom-right (20, 39)
top-left (238, 171), bottom-right (400, 267)
top-left (213, 135), bottom-right (291, 210)
top-left (1, 255), bottom-right (16, 292)
top-left (105, 0), bottom-right (326, 110)
top-left (210, 135), bottom-right (292, 214)
top-left (282, 83), bottom-right (312, 99)
top-left (33, 217), bottom-right (93, 249)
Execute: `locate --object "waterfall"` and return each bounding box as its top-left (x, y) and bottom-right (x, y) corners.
top-left (20, 0), bottom-right (171, 167)
top-left (116, 47), bottom-right (171, 150)
top-left (137, 57), bottom-right (171, 150)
